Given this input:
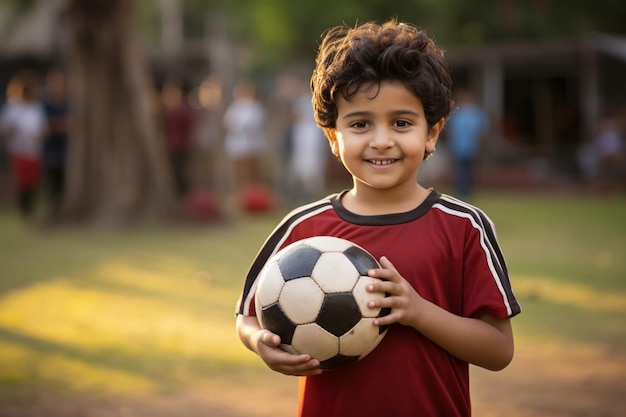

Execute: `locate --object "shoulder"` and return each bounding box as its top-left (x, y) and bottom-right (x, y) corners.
top-left (276, 194), bottom-right (338, 229)
top-left (431, 193), bottom-right (496, 230)
top-left (258, 194), bottom-right (341, 250)
top-left (432, 193), bottom-right (490, 216)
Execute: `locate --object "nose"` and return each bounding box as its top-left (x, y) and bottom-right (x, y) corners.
top-left (369, 127), bottom-right (394, 149)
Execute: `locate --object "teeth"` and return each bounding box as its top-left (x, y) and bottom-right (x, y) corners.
top-left (369, 159), bottom-right (395, 165)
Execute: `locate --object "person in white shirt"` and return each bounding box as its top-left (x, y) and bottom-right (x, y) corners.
top-left (0, 70), bottom-right (48, 217)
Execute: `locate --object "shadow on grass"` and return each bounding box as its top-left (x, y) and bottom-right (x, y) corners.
top-left (0, 326), bottom-right (248, 390)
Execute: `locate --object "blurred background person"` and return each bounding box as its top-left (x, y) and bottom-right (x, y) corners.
top-left (287, 84), bottom-right (327, 203)
top-left (161, 79), bottom-right (194, 199)
top-left (0, 70), bottom-right (47, 218)
top-left (42, 66), bottom-right (70, 216)
top-left (579, 112), bottom-right (625, 195)
top-left (223, 80), bottom-right (267, 192)
top-left (272, 72), bottom-right (299, 199)
top-left (445, 89), bottom-right (488, 198)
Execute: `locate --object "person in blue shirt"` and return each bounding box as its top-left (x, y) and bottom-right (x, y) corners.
top-left (445, 89), bottom-right (488, 197)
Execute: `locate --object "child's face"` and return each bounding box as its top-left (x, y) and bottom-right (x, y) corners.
top-left (332, 80), bottom-right (443, 194)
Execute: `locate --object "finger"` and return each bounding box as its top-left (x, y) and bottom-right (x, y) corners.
top-left (284, 364), bottom-right (323, 377)
top-left (368, 256), bottom-right (401, 282)
top-left (366, 280), bottom-right (396, 299)
top-left (266, 343), bottom-right (316, 366)
top-left (276, 355), bottom-right (322, 376)
top-left (378, 256), bottom-right (399, 272)
top-left (289, 358), bottom-right (322, 373)
top-left (367, 267), bottom-right (392, 280)
top-left (259, 330), bottom-right (281, 347)
top-left (373, 311), bottom-right (400, 327)
top-left (367, 286), bottom-right (400, 309)
top-left (296, 365), bottom-right (323, 376)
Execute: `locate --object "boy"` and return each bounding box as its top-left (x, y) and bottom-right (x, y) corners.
top-left (236, 19), bottom-right (520, 417)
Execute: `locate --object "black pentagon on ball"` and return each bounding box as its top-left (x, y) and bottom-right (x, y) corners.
top-left (261, 303), bottom-right (297, 344)
top-left (320, 354), bottom-right (359, 369)
top-left (343, 246), bottom-right (380, 275)
top-left (316, 292), bottom-right (362, 336)
top-left (377, 306), bottom-right (392, 334)
top-left (278, 245), bottom-right (322, 281)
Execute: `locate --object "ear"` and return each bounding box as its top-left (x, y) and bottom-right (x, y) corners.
top-left (426, 118), bottom-right (445, 153)
top-left (324, 128), bottom-right (340, 157)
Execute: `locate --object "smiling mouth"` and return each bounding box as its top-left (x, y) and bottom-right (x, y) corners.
top-left (367, 159), bottom-right (397, 165)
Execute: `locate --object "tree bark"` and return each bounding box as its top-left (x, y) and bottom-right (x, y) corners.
top-left (62, 0), bottom-right (175, 226)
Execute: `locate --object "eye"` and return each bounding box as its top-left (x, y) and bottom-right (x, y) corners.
top-left (394, 119), bottom-right (412, 128)
top-left (350, 120), bottom-right (369, 129)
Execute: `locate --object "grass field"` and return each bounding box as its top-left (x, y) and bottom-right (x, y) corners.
top-left (0, 192), bottom-right (625, 416)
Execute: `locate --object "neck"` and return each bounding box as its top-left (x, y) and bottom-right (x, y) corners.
top-left (343, 183), bottom-right (431, 215)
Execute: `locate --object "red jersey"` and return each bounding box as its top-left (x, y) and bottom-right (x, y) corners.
top-left (236, 190), bottom-right (521, 417)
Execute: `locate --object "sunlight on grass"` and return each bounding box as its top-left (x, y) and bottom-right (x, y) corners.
top-left (512, 273), bottom-right (626, 347)
top-left (514, 276), bottom-right (626, 313)
top-left (0, 256), bottom-right (260, 396)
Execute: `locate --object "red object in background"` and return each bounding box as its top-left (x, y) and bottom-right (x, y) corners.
top-left (239, 183), bottom-right (276, 213)
top-left (11, 156), bottom-right (41, 190)
top-left (184, 188), bottom-right (221, 221)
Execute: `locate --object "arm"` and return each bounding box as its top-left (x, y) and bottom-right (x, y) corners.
top-left (236, 314), bottom-right (322, 376)
top-left (367, 256), bottom-right (514, 371)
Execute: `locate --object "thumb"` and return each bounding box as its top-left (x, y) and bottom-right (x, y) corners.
top-left (259, 330), bottom-right (281, 347)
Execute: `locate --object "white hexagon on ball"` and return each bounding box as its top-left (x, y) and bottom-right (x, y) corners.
top-left (312, 252), bottom-right (359, 293)
top-left (280, 278), bottom-right (324, 324)
top-left (339, 317), bottom-right (383, 357)
top-left (304, 235), bottom-right (353, 252)
top-left (292, 323), bottom-right (340, 361)
top-left (352, 276), bottom-right (386, 318)
top-left (255, 261), bottom-right (286, 307)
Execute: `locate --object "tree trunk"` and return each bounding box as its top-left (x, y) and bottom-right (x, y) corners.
top-left (62, 0), bottom-right (175, 226)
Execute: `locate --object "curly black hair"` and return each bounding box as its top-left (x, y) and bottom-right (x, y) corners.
top-left (311, 20), bottom-right (453, 144)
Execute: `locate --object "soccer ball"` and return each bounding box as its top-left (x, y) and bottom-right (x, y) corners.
top-left (254, 236), bottom-right (390, 369)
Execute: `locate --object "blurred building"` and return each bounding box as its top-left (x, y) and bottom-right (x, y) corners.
top-left (0, 0), bottom-right (66, 96)
top-left (0, 0), bottom-right (219, 91)
top-left (447, 33), bottom-right (626, 181)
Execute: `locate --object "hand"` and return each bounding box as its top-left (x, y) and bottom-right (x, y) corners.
top-left (366, 256), bottom-right (424, 329)
top-left (253, 329), bottom-right (323, 376)
top-left (365, 257), bottom-right (516, 371)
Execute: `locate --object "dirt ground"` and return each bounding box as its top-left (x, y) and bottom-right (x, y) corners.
top-left (2, 343), bottom-right (625, 417)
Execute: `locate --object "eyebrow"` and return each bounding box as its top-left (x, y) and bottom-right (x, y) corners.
top-left (341, 109), bottom-right (422, 119)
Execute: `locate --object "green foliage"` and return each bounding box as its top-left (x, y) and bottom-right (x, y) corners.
top-left (182, 0), bottom-right (626, 72)
top-left (135, 0), bottom-right (163, 46)
top-left (79, 0), bottom-right (626, 74)
top-left (0, 0), bottom-right (37, 13)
